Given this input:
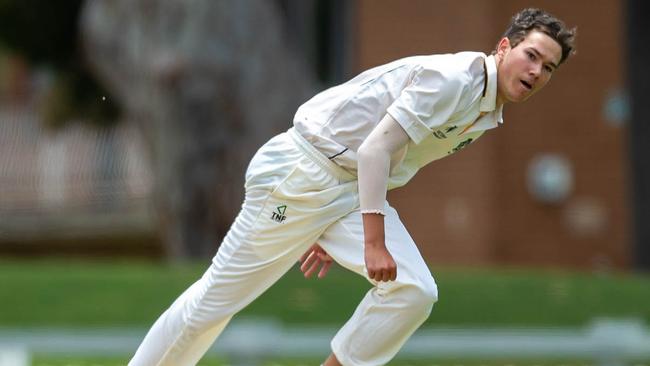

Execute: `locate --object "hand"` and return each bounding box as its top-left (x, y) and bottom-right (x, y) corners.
top-left (364, 244), bottom-right (397, 282)
top-left (299, 244), bottom-right (333, 279)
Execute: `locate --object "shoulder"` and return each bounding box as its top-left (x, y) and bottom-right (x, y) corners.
top-left (416, 51), bottom-right (486, 83)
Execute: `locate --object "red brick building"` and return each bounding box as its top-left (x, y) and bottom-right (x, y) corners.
top-left (354, 0), bottom-right (628, 269)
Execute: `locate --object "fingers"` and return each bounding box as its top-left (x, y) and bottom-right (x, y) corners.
top-left (316, 252), bottom-right (332, 261)
top-left (300, 251), bottom-right (318, 277)
top-left (318, 260), bottom-right (332, 279)
top-left (367, 266), bottom-right (397, 282)
top-left (299, 244), bottom-right (331, 264)
top-left (381, 270), bottom-right (396, 282)
top-left (300, 244), bottom-right (334, 279)
top-left (371, 270), bottom-right (393, 282)
top-left (300, 251), bottom-right (333, 279)
top-left (299, 244), bottom-right (316, 263)
top-left (303, 258), bottom-right (321, 278)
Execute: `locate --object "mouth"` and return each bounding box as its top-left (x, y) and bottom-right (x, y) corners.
top-left (520, 80), bottom-right (533, 91)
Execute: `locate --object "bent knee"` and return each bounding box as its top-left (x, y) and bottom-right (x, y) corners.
top-left (425, 281), bottom-right (439, 304)
top-left (415, 280), bottom-right (438, 308)
top-left (395, 280), bottom-right (438, 312)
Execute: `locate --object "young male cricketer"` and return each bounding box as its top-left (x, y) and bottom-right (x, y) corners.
top-left (130, 8), bottom-right (576, 366)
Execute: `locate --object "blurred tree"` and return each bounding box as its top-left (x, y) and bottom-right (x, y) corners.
top-left (0, 0), bottom-right (119, 126)
top-left (80, 0), bottom-right (317, 259)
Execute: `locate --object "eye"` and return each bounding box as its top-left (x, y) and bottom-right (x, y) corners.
top-left (544, 65), bottom-right (554, 73)
top-left (526, 51), bottom-right (536, 61)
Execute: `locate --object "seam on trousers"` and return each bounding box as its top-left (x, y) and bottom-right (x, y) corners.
top-left (156, 200), bottom-right (268, 366)
top-left (155, 264), bottom-right (228, 366)
top-left (157, 133), bottom-right (348, 365)
top-left (157, 162), bottom-right (311, 365)
top-left (268, 164), bottom-right (300, 196)
top-left (242, 191), bottom-right (275, 244)
top-left (244, 160), bottom-right (302, 243)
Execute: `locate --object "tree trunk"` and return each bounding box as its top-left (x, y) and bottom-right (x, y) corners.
top-left (80, 0), bottom-right (316, 259)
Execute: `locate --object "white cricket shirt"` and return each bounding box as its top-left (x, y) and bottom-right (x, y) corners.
top-left (293, 51), bottom-right (503, 189)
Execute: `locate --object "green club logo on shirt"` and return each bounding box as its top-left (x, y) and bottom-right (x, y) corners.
top-left (448, 138), bottom-right (474, 154)
top-left (433, 125), bottom-right (459, 139)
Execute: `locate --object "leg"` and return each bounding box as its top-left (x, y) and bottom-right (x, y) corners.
top-left (128, 272), bottom-right (232, 366)
top-left (319, 205), bottom-right (438, 366)
top-left (324, 352), bottom-right (343, 366)
top-left (129, 190), bottom-right (315, 365)
top-left (130, 131), bottom-right (358, 366)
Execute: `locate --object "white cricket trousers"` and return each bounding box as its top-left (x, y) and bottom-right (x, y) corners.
top-left (129, 128), bottom-right (438, 366)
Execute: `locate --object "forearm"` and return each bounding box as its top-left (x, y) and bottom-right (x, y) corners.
top-left (357, 125), bottom-right (391, 248)
top-left (357, 114), bottom-right (409, 250)
top-left (357, 114), bottom-right (408, 215)
top-left (357, 141), bottom-right (391, 216)
top-left (362, 213), bottom-right (385, 247)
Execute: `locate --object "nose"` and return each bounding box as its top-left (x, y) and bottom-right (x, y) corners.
top-left (529, 63), bottom-right (542, 80)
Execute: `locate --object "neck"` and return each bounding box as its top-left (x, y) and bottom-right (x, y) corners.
top-left (493, 52), bottom-right (507, 107)
top-left (496, 94), bottom-right (507, 107)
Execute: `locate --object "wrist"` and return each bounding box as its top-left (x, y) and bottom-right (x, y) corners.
top-left (362, 211), bottom-right (385, 248)
top-left (360, 208), bottom-right (386, 216)
top-left (364, 239), bottom-right (386, 249)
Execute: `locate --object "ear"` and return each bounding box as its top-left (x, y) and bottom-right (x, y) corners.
top-left (496, 37), bottom-right (511, 58)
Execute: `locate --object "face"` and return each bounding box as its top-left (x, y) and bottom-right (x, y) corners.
top-left (495, 30), bottom-right (562, 104)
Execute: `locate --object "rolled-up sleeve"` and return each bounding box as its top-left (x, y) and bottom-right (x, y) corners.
top-left (387, 66), bottom-right (466, 144)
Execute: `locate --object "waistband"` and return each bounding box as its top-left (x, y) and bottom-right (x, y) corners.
top-left (288, 127), bottom-right (356, 182)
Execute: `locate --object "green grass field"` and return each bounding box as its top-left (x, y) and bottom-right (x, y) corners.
top-left (1, 259), bottom-right (649, 365)
top-left (29, 356), bottom-right (649, 366)
top-left (1, 259), bottom-right (648, 328)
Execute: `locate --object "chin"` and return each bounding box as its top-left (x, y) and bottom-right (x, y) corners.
top-left (507, 91), bottom-right (530, 103)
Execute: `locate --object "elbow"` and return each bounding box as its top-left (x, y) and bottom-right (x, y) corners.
top-left (357, 142), bottom-right (388, 169)
top-left (357, 142), bottom-right (375, 163)
top-left (357, 142), bottom-right (369, 158)
top-left (358, 138), bottom-right (381, 158)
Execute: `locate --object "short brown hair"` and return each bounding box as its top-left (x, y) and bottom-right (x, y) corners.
top-left (501, 8), bottom-right (577, 65)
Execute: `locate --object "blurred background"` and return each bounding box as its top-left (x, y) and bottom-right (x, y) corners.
top-left (0, 0), bottom-right (648, 365)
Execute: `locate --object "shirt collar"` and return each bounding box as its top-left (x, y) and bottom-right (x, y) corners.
top-left (480, 55), bottom-right (498, 114)
top-left (462, 55), bottom-right (504, 134)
